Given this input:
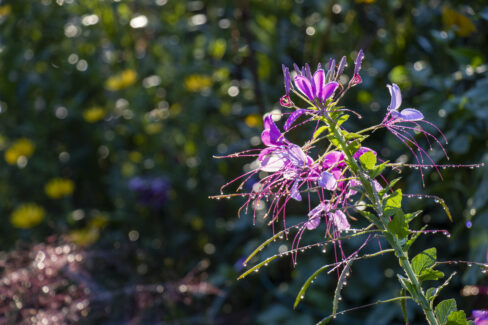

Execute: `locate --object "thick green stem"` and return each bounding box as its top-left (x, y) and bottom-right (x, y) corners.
top-left (329, 120), bottom-right (440, 325)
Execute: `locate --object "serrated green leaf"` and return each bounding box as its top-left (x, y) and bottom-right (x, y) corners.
top-left (426, 287), bottom-right (436, 301)
top-left (384, 189), bottom-right (402, 217)
top-left (419, 269), bottom-right (445, 282)
top-left (435, 299), bottom-right (457, 324)
top-left (446, 310), bottom-right (468, 325)
top-left (359, 151), bottom-right (377, 170)
top-left (388, 210), bottom-right (409, 239)
top-left (412, 247), bottom-right (437, 276)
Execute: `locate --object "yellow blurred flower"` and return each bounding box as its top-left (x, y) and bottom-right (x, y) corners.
top-left (0, 5), bottom-right (11, 18)
top-left (4, 138), bottom-right (35, 165)
top-left (89, 214), bottom-right (109, 228)
top-left (245, 114), bottom-right (262, 128)
top-left (355, 0), bottom-right (375, 3)
top-left (129, 151), bottom-right (143, 163)
top-left (105, 69), bottom-right (138, 91)
top-left (83, 107), bottom-right (106, 123)
top-left (442, 7), bottom-right (476, 37)
top-left (44, 178), bottom-right (75, 199)
top-left (10, 203), bottom-right (45, 228)
top-left (184, 74), bottom-right (213, 92)
top-left (69, 228), bottom-right (99, 247)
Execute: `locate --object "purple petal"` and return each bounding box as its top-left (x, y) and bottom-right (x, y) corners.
top-left (285, 144), bottom-right (309, 168)
top-left (328, 58), bottom-right (335, 71)
top-left (399, 108), bottom-right (424, 121)
top-left (473, 310), bottom-right (488, 320)
top-left (318, 171), bottom-right (337, 190)
top-left (284, 109), bottom-right (307, 131)
top-left (387, 83), bottom-right (402, 111)
top-left (290, 181), bottom-right (302, 201)
top-left (304, 63), bottom-right (313, 82)
top-left (322, 151), bottom-right (345, 169)
top-left (312, 69), bottom-right (326, 101)
top-left (282, 64), bottom-right (291, 95)
top-left (373, 180), bottom-right (383, 192)
top-left (293, 63), bottom-right (302, 76)
top-left (353, 49), bottom-right (364, 75)
top-left (346, 179), bottom-right (361, 197)
top-left (305, 217), bottom-right (321, 230)
top-left (322, 82), bottom-right (339, 101)
top-left (261, 115), bottom-right (284, 146)
top-left (260, 153), bottom-right (285, 172)
top-left (308, 202), bottom-right (328, 219)
top-left (353, 147), bottom-right (377, 160)
top-left (294, 75), bottom-right (315, 101)
top-left (328, 210), bottom-right (350, 232)
top-left (258, 147), bottom-right (276, 161)
top-left (337, 56), bottom-right (347, 77)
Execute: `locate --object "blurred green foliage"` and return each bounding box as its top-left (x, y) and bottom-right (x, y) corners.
top-left (0, 0), bottom-right (486, 323)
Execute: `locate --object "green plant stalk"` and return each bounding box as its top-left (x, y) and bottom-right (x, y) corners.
top-left (328, 119), bottom-right (440, 325)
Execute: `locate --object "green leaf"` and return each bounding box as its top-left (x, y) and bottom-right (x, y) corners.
top-left (412, 247), bottom-right (437, 276)
top-left (384, 189), bottom-right (402, 217)
top-left (359, 151), bottom-right (377, 170)
top-left (344, 132), bottom-right (365, 141)
top-left (370, 161), bottom-right (387, 178)
top-left (313, 126), bottom-right (328, 139)
top-left (387, 210), bottom-right (409, 239)
top-left (397, 274), bottom-right (416, 296)
top-left (435, 299), bottom-right (457, 325)
top-left (335, 114), bottom-right (349, 126)
top-left (379, 177), bottom-right (402, 197)
top-left (294, 264), bottom-right (331, 309)
top-left (446, 310), bottom-right (469, 325)
top-left (405, 210), bottom-right (423, 223)
top-left (347, 140), bottom-right (361, 156)
top-left (332, 259), bottom-right (353, 316)
top-left (405, 225), bottom-right (427, 251)
top-left (419, 269), bottom-right (445, 282)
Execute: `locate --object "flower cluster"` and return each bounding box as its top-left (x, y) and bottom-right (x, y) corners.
top-left (214, 50), bottom-right (486, 323)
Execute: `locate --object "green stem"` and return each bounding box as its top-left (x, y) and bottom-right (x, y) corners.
top-left (328, 120), bottom-right (440, 325)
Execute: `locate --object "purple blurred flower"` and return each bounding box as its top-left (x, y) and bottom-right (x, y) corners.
top-left (129, 176), bottom-right (170, 209)
top-left (474, 310), bottom-right (488, 325)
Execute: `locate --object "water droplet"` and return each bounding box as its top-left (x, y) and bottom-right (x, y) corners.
top-left (254, 269), bottom-right (259, 272)
top-left (469, 166), bottom-right (474, 169)
top-left (322, 249), bottom-right (327, 253)
top-left (467, 263), bottom-right (473, 267)
top-left (338, 297), bottom-right (342, 301)
top-left (300, 295), bottom-right (304, 299)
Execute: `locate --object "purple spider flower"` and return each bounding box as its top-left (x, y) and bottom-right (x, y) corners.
top-left (382, 83), bottom-right (449, 185)
top-left (293, 67), bottom-right (339, 104)
top-left (473, 310), bottom-right (488, 325)
top-left (386, 83), bottom-right (424, 121)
